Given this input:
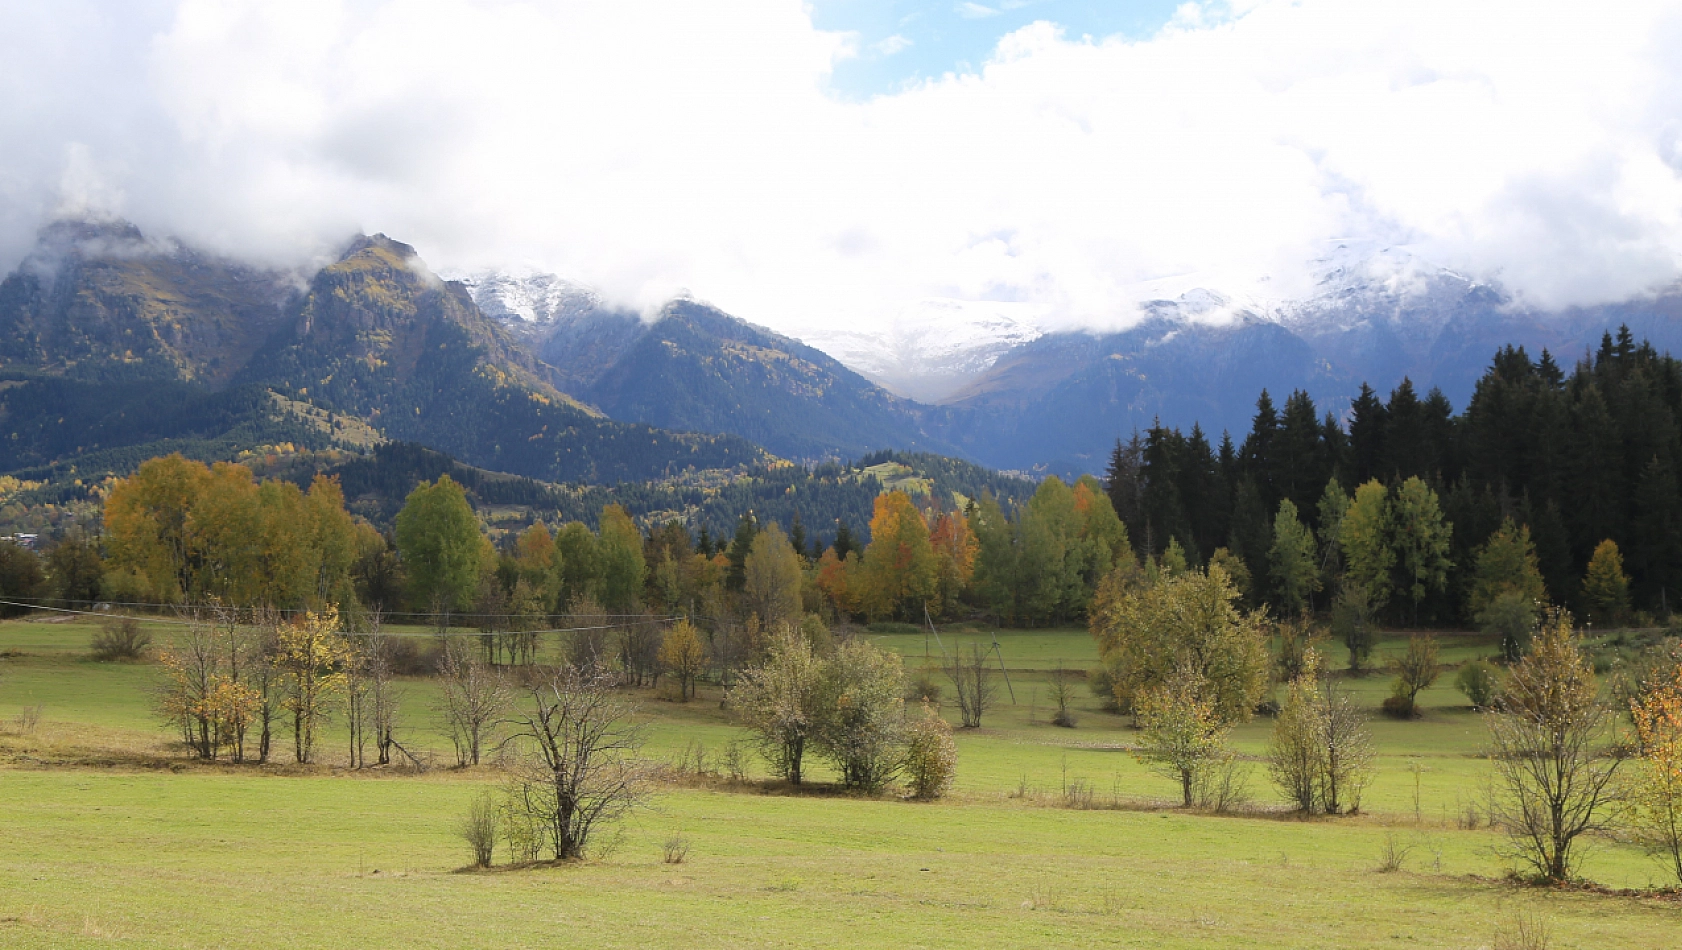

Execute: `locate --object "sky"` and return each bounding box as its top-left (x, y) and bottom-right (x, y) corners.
top-left (809, 1), bottom-right (1183, 98)
top-left (3, 1), bottom-right (1682, 334)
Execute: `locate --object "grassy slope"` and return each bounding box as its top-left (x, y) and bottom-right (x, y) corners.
top-left (0, 618), bottom-right (1676, 949)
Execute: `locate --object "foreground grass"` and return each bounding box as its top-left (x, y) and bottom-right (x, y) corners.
top-left (0, 769), bottom-right (1676, 950)
top-left (0, 615), bottom-right (1677, 948)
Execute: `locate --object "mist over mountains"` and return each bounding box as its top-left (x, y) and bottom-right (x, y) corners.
top-left (5, 220), bottom-right (1682, 501)
top-left (460, 247), bottom-right (1682, 475)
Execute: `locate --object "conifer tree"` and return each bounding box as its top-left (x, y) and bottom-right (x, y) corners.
top-left (1582, 539), bottom-right (1631, 626)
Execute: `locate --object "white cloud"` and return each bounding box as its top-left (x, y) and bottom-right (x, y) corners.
top-left (872, 33), bottom-right (914, 56)
top-left (2, 0), bottom-right (1682, 335)
top-left (957, 3), bottom-right (1003, 20)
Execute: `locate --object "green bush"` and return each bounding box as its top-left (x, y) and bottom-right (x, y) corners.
top-left (864, 621), bottom-right (920, 635)
top-left (1455, 659), bottom-right (1501, 708)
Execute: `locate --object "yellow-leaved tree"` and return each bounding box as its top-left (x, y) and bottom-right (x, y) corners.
top-left (1631, 660), bottom-right (1682, 884)
top-left (658, 618), bottom-right (708, 702)
top-left (1582, 539), bottom-right (1631, 626)
top-left (276, 606), bottom-right (350, 764)
top-left (853, 492), bottom-right (938, 622)
top-left (1339, 480), bottom-right (1394, 612)
top-left (104, 454), bottom-right (213, 603)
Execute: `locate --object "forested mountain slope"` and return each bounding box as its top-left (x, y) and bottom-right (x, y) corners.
top-left (0, 223), bottom-right (767, 490)
top-left (573, 299), bottom-right (960, 461)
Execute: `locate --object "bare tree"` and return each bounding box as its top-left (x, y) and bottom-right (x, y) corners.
top-left (250, 610), bottom-right (284, 764)
top-left (363, 620), bottom-right (404, 767)
top-left (1047, 662), bottom-right (1077, 728)
top-left (1487, 610), bottom-right (1623, 882)
top-left (618, 615), bottom-right (664, 688)
top-left (504, 664), bottom-right (652, 860)
top-left (947, 642), bottom-right (995, 729)
top-left (344, 637), bottom-right (371, 768)
top-left (1319, 680), bottom-right (1375, 815)
top-left (565, 593), bottom-right (612, 673)
top-left (438, 638), bottom-right (509, 767)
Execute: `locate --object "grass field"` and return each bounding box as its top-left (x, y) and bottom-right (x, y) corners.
top-left (1, 615), bottom-right (1677, 948)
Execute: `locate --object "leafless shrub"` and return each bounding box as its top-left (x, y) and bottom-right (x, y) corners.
top-left (1493, 909), bottom-right (1552, 950)
top-left (721, 738), bottom-right (750, 782)
top-left (13, 704), bottom-right (42, 734)
top-left (1192, 757), bottom-right (1254, 812)
top-left (458, 793), bottom-right (498, 868)
top-left (662, 834), bottom-right (691, 864)
top-left (1377, 832), bottom-right (1413, 872)
top-left (1063, 777), bottom-right (1095, 809)
top-left (90, 618), bottom-right (152, 661)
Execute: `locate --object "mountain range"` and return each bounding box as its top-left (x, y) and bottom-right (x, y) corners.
top-left (6, 219), bottom-right (1682, 507)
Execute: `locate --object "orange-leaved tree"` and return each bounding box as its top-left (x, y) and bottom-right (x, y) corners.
top-left (853, 491), bottom-right (938, 622)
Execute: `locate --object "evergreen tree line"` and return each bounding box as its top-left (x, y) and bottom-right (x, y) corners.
top-left (1106, 326), bottom-right (1681, 625)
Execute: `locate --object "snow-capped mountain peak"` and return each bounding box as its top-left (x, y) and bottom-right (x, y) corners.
top-left (794, 298), bottom-right (1045, 403)
top-left (448, 268), bottom-right (603, 330)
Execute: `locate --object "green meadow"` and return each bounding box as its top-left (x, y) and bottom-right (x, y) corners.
top-left (0, 616), bottom-right (1677, 949)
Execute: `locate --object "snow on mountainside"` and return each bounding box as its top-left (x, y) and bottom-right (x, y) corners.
top-left (449, 269), bottom-right (604, 331)
top-left (795, 298), bottom-right (1044, 403)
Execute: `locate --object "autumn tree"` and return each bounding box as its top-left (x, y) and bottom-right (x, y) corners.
top-left (275, 606), bottom-right (351, 764)
top-left (927, 508), bottom-right (978, 619)
top-left (1269, 499), bottom-right (1321, 614)
top-left (902, 702), bottom-right (958, 799)
top-left (104, 454), bottom-right (213, 603)
top-left (1268, 650), bottom-right (1374, 814)
top-left (813, 637), bottom-right (906, 793)
top-left (155, 609), bottom-right (259, 761)
top-left (658, 618), bottom-right (707, 701)
top-left (1090, 563), bottom-right (1270, 723)
top-left (1582, 539), bottom-right (1631, 626)
top-left (513, 522), bottom-right (562, 611)
top-left (728, 627), bottom-right (824, 784)
top-left (1134, 667), bottom-right (1232, 808)
top-left (743, 523), bottom-right (803, 629)
top-left (1630, 659), bottom-right (1682, 884)
top-left (1486, 609), bottom-right (1623, 882)
top-left (853, 491), bottom-right (938, 621)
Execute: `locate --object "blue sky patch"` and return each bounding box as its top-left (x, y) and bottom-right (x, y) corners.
top-left (810, 0), bottom-right (1185, 97)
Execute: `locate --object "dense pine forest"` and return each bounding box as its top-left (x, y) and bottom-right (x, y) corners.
top-left (1106, 326), bottom-right (1682, 623)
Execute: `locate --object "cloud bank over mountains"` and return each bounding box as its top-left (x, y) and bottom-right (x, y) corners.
top-left (4, 0), bottom-right (1682, 334)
